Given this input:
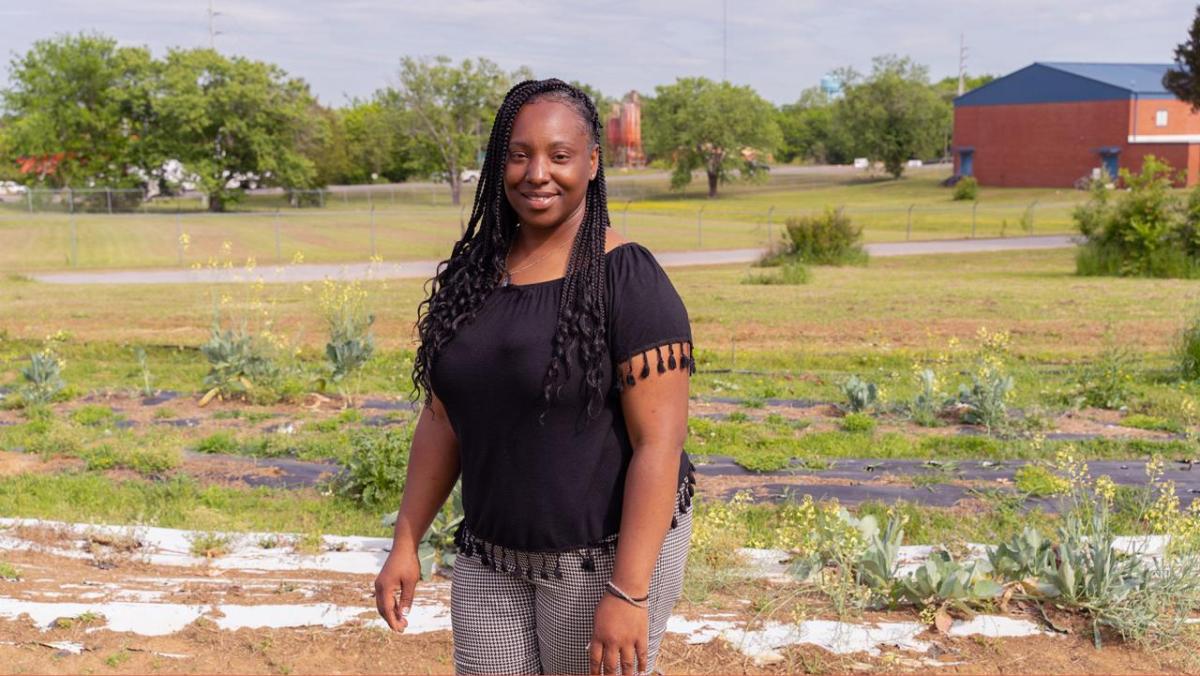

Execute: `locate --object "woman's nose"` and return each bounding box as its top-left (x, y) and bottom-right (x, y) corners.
top-left (526, 155), bottom-right (550, 184)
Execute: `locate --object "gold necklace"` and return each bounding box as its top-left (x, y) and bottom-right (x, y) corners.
top-left (500, 227), bottom-right (576, 287)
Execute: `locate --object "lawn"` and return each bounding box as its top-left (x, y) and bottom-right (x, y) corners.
top-left (0, 167), bottom-right (1089, 271)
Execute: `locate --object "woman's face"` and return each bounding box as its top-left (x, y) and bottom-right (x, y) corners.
top-left (504, 99), bottom-right (598, 231)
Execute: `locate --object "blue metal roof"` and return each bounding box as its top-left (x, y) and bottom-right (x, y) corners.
top-left (955, 62), bottom-right (1176, 107)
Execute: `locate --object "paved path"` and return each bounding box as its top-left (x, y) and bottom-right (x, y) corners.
top-left (31, 234), bottom-right (1078, 285)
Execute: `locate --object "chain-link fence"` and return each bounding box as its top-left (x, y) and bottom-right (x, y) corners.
top-left (0, 195), bottom-right (1082, 271)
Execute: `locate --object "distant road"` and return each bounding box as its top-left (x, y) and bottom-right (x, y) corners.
top-left (31, 234), bottom-right (1077, 286)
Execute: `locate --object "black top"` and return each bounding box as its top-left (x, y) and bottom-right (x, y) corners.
top-left (431, 241), bottom-right (694, 553)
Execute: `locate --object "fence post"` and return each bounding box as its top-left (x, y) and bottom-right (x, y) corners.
top-left (342, 189), bottom-right (349, 206)
top-left (26, 189), bottom-right (33, 213)
top-left (906, 203), bottom-right (915, 241)
top-left (731, 335), bottom-right (737, 370)
top-left (370, 204), bottom-right (377, 259)
top-left (971, 201), bottom-right (978, 239)
top-left (176, 212), bottom-right (183, 266)
top-left (766, 205), bottom-right (775, 245)
top-left (390, 186), bottom-right (396, 205)
top-left (1028, 199), bottom-right (1038, 234)
top-left (319, 189), bottom-right (326, 209)
top-left (106, 188), bottom-right (113, 215)
top-left (274, 209), bottom-right (282, 263)
top-left (68, 188), bottom-right (74, 214)
top-left (621, 199), bottom-right (632, 237)
top-left (69, 213), bottom-right (78, 268)
top-left (367, 188), bottom-right (373, 212)
top-left (697, 206), bottom-right (705, 248)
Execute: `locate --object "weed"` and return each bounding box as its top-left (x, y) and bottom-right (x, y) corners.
top-left (839, 412), bottom-right (876, 433)
top-left (195, 431), bottom-right (240, 454)
top-left (336, 427), bottom-right (412, 508)
top-left (782, 208), bottom-right (869, 266)
top-left (1179, 307), bottom-right (1200, 381)
top-left (134, 345), bottom-right (154, 397)
top-left (0, 561), bottom-right (20, 581)
top-left (70, 405), bottom-right (118, 428)
top-left (742, 261), bottom-right (810, 285)
top-left (1014, 464), bottom-right (1070, 497)
top-left (1120, 414), bottom-right (1184, 434)
top-left (1069, 337), bottom-right (1136, 410)
top-left (952, 176), bottom-right (979, 201)
top-left (189, 531), bottom-right (234, 558)
top-left (105, 650), bottom-right (131, 668)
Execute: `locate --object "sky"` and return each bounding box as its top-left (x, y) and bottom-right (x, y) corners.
top-left (0, 0), bottom-right (1193, 106)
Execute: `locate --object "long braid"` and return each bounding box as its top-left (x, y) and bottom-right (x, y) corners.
top-left (413, 78), bottom-right (612, 423)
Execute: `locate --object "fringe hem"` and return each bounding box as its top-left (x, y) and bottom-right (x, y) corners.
top-left (614, 339), bottom-right (695, 392)
top-left (453, 463), bottom-right (696, 580)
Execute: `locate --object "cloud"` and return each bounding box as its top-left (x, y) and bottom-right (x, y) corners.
top-left (0, 0), bottom-right (1193, 105)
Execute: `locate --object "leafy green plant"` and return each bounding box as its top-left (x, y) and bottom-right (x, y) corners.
top-left (954, 368), bottom-right (1013, 431)
top-left (198, 323), bottom-right (278, 406)
top-left (853, 515), bottom-right (904, 591)
top-left (893, 550), bottom-right (1003, 611)
top-left (987, 526), bottom-right (1052, 581)
top-left (1070, 340), bottom-right (1136, 410)
top-left (782, 208), bottom-right (868, 266)
top-left (195, 431), bottom-right (240, 455)
top-left (840, 375), bottom-right (878, 413)
top-left (20, 349), bottom-right (65, 405)
top-left (907, 367), bottom-right (944, 427)
top-left (134, 346), bottom-right (154, 397)
top-left (0, 561), bottom-right (21, 581)
top-left (70, 404), bottom-right (118, 428)
top-left (1120, 414), bottom-right (1184, 434)
top-left (336, 427), bottom-right (412, 508)
top-left (839, 412), bottom-right (876, 433)
top-left (952, 176), bottom-right (978, 201)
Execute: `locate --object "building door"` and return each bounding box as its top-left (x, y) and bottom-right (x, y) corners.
top-left (1101, 151), bottom-right (1119, 181)
top-left (959, 149), bottom-right (974, 177)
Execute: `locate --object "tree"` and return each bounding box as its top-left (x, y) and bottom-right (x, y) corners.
top-left (776, 87), bottom-right (852, 165)
top-left (153, 48), bottom-right (319, 211)
top-left (384, 56), bottom-right (527, 206)
top-left (0, 33), bottom-right (157, 189)
top-left (1166, 6), bottom-right (1200, 109)
top-left (642, 77), bottom-right (781, 197)
top-left (339, 99), bottom-right (410, 183)
top-left (836, 55), bottom-right (950, 178)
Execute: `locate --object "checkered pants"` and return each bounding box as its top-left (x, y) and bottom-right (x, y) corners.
top-left (450, 508), bottom-right (692, 675)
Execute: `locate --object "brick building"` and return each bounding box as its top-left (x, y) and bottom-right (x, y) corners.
top-left (953, 62), bottom-right (1200, 187)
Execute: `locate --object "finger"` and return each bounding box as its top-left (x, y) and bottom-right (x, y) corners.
top-left (398, 576), bottom-right (418, 625)
top-left (603, 643), bottom-right (620, 675)
top-left (636, 637), bottom-right (649, 675)
top-left (374, 580), bottom-right (402, 632)
top-left (589, 639), bottom-right (603, 675)
top-left (620, 644), bottom-right (636, 675)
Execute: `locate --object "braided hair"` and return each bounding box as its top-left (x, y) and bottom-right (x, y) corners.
top-left (411, 78), bottom-right (613, 421)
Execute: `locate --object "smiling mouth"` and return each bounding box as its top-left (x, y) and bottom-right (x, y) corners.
top-left (521, 192), bottom-right (559, 208)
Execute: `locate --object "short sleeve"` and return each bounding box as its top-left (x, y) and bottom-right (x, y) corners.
top-left (606, 243), bottom-right (695, 390)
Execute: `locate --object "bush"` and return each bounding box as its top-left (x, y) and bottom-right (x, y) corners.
top-left (952, 176), bottom-right (978, 201)
top-left (782, 208), bottom-right (868, 266)
top-left (1073, 156), bottom-right (1200, 279)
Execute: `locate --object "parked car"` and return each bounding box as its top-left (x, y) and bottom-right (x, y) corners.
top-left (0, 181), bottom-right (28, 195)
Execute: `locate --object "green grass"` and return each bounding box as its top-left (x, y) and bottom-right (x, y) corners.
top-left (0, 472), bottom-right (387, 536)
top-left (1121, 414), bottom-right (1186, 434)
top-left (0, 561), bottom-right (21, 581)
top-left (0, 169), bottom-right (1087, 272)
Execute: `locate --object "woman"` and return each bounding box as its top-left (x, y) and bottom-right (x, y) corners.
top-left (374, 78), bottom-right (695, 676)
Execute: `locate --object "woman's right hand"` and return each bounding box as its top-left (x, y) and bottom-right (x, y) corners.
top-left (374, 547), bottom-right (422, 632)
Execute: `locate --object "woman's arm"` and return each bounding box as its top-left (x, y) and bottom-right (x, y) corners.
top-left (589, 360), bottom-right (689, 675)
top-left (374, 393), bottom-right (461, 633)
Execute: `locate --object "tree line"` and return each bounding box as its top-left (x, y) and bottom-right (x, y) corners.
top-left (0, 33), bottom-right (987, 209)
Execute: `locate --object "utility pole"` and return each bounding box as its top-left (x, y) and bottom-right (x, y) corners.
top-left (722, 0), bottom-right (728, 82)
top-left (207, 0), bottom-right (222, 49)
top-left (957, 33), bottom-right (967, 96)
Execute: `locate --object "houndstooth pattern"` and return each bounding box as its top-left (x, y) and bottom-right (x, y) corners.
top-left (451, 507), bottom-right (692, 675)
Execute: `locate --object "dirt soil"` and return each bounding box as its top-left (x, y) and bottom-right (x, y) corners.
top-left (3, 532), bottom-right (1200, 674)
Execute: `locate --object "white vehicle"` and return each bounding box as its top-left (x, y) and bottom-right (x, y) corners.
top-left (853, 157), bottom-right (869, 169)
top-left (0, 181), bottom-right (28, 195)
top-left (461, 169), bottom-right (481, 183)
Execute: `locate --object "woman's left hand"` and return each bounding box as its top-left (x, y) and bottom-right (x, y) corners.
top-left (589, 594), bottom-right (649, 674)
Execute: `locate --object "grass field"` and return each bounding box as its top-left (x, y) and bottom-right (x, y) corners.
top-left (0, 167), bottom-right (1089, 271)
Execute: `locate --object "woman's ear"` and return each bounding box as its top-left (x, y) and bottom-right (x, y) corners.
top-left (589, 143), bottom-right (599, 181)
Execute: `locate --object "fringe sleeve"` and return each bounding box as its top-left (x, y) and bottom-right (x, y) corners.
top-left (606, 243), bottom-right (695, 392)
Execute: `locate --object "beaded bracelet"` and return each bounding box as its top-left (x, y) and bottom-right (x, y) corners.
top-left (605, 581), bottom-right (648, 609)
